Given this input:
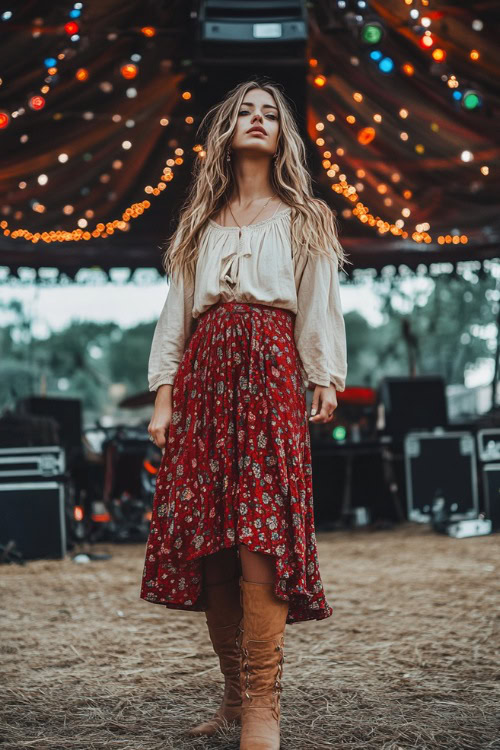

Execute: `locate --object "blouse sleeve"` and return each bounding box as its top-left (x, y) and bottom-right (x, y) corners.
top-left (148, 269), bottom-right (197, 392)
top-left (293, 250), bottom-right (347, 392)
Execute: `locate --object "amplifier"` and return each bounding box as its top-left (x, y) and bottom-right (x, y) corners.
top-left (482, 463), bottom-right (500, 531)
top-left (477, 429), bottom-right (500, 462)
top-left (0, 445), bottom-right (65, 483)
top-left (18, 396), bottom-right (82, 453)
top-left (379, 376), bottom-right (448, 437)
top-left (0, 481), bottom-right (67, 559)
top-left (404, 430), bottom-right (478, 522)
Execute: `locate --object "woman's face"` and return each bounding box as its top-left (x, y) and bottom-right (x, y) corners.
top-left (231, 87), bottom-right (280, 159)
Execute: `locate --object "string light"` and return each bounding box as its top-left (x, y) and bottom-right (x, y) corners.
top-left (361, 22), bottom-right (384, 44)
top-left (1, 146), bottom-right (196, 243)
top-left (120, 64), bottom-right (138, 79)
top-left (358, 127), bottom-right (375, 145)
top-left (75, 67), bottom-right (89, 81)
top-left (64, 21), bottom-right (79, 35)
top-left (462, 90), bottom-right (482, 110)
top-left (4, 7), bottom-right (483, 256)
top-left (311, 112), bottom-right (471, 245)
top-left (420, 33), bottom-right (434, 49)
top-left (29, 95), bottom-right (45, 110)
top-left (307, 9), bottom-right (482, 249)
top-left (432, 48), bottom-right (446, 62)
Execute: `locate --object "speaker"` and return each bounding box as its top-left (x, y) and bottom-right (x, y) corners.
top-left (18, 397), bottom-right (82, 455)
top-left (199, 0), bottom-right (307, 43)
top-left (0, 481), bottom-right (66, 559)
top-left (379, 376), bottom-right (448, 437)
top-left (482, 464), bottom-right (500, 531)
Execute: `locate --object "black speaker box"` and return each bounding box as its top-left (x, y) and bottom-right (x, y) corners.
top-left (379, 376), bottom-right (448, 436)
top-left (482, 463), bottom-right (500, 531)
top-left (0, 481), bottom-right (66, 560)
top-left (18, 396), bottom-right (82, 454)
top-left (404, 430), bottom-right (479, 522)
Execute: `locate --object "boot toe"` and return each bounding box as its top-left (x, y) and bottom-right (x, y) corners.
top-left (186, 706), bottom-right (241, 737)
top-left (240, 707), bottom-right (280, 749)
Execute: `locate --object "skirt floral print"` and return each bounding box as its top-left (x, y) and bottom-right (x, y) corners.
top-left (140, 300), bottom-right (333, 625)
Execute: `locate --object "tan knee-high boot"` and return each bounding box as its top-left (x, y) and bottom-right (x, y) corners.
top-left (239, 577), bottom-right (289, 750)
top-left (186, 574), bottom-right (244, 737)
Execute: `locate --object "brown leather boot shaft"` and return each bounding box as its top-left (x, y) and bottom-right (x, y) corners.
top-left (186, 575), bottom-right (243, 738)
top-left (239, 577), bottom-right (289, 749)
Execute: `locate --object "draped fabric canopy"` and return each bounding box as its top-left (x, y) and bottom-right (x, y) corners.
top-left (1, 1), bottom-right (499, 276)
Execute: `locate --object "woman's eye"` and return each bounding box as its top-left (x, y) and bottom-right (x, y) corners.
top-left (239, 110), bottom-right (277, 120)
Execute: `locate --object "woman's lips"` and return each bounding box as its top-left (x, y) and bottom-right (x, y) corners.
top-left (247, 129), bottom-right (267, 136)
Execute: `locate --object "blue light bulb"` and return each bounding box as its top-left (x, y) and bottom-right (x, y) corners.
top-left (379, 57), bottom-right (394, 73)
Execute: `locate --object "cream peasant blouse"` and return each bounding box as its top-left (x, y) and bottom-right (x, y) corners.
top-left (148, 206), bottom-right (348, 393)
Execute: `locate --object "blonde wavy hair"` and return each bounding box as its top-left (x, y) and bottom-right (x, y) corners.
top-left (162, 78), bottom-right (351, 284)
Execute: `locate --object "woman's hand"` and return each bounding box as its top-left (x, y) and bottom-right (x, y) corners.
top-left (148, 384), bottom-right (173, 450)
top-left (308, 383), bottom-right (338, 424)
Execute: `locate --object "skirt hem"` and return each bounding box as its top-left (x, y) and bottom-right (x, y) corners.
top-left (141, 539), bottom-right (333, 626)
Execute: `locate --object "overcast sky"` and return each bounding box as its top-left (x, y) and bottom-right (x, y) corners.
top-left (0, 277), bottom-right (384, 338)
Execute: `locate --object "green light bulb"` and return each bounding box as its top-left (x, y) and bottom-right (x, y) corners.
top-left (332, 425), bottom-right (347, 441)
top-left (362, 24), bottom-right (383, 44)
top-left (463, 92), bottom-right (480, 110)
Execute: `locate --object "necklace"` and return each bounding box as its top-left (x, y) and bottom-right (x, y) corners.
top-left (227, 195), bottom-right (277, 230)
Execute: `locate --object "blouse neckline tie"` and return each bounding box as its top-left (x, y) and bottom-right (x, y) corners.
top-left (219, 226), bottom-right (253, 296)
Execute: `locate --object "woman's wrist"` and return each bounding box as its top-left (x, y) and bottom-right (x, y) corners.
top-left (156, 383), bottom-right (173, 400)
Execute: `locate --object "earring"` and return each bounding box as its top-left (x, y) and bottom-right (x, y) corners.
top-left (226, 150), bottom-right (231, 162)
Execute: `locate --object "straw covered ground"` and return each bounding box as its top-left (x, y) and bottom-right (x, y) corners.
top-left (1, 524), bottom-right (499, 750)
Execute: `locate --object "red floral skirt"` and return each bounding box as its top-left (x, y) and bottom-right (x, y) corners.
top-left (140, 300), bottom-right (333, 624)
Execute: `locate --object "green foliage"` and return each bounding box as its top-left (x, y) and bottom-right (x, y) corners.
top-left (0, 299), bottom-right (156, 413)
top-left (344, 269), bottom-right (495, 389)
top-left (0, 269), bottom-right (496, 415)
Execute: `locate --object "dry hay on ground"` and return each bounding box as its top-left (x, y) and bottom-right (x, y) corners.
top-left (0, 524), bottom-right (499, 750)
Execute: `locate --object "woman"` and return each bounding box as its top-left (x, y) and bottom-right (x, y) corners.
top-left (141, 78), bottom-right (349, 750)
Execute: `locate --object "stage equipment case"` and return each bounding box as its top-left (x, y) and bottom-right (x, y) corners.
top-left (404, 430), bottom-right (478, 522)
top-left (476, 428), bottom-right (500, 462)
top-left (0, 446), bottom-right (67, 560)
top-left (482, 463), bottom-right (500, 531)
